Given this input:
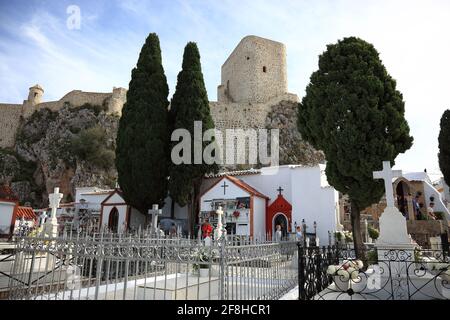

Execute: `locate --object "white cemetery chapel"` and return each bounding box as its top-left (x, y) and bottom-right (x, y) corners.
top-left (99, 189), bottom-right (146, 232)
top-left (199, 164), bottom-right (341, 242)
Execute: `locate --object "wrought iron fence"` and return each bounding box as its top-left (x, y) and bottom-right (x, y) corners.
top-left (298, 244), bottom-right (450, 300)
top-left (7, 232), bottom-right (297, 300)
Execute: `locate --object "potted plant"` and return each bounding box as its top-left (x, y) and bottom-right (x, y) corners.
top-left (368, 227), bottom-right (379, 242)
top-left (327, 260), bottom-right (363, 291)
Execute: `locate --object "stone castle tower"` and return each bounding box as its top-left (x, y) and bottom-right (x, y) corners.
top-left (26, 84), bottom-right (44, 106)
top-left (217, 36), bottom-right (288, 104)
top-left (209, 35), bottom-right (322, 168)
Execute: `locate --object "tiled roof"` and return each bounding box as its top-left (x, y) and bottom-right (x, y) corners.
top-left (226, 176), bottom-right (269, 199)
top-left (80, 190), bottom-right (114, 196)
top-left (16, 207), bottom-right (37, 220)
top-left (205, 168), bottom-right (261, 178)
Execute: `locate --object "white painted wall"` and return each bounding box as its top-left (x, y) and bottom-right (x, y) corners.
top-left (238, 165), bottom-right (339, 243)
top-left (423, 180), bottom-right (450, 219)
top-left (75, 187), bottom-right (112, 212)
top-left (253, 196), bottom-right (266, 238)
top-left (129, 208), bottom-right (146, 230)
top-left (0, 202), bottom-right (14, 235)
top-left (161, 196), bottom-right (188, 220)
top-left (200, 179), bottom-right (250, 212)
top-left (290, 167), bottom-right (339, 243)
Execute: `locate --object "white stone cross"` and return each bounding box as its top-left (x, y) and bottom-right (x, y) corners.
top-left (215, 206), bottom-right (224, 240)
top-left (148, 204), bottom-right (162, 234)
top-left (373, 161), bottom-right (402, 208)
top-left (49, 187), bottom-right (63, 220)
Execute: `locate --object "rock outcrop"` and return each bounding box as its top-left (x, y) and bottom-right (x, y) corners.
top-left (1, 104), bottom-right (119, 207)
top-left (265, 100), bottom-right (325, 166)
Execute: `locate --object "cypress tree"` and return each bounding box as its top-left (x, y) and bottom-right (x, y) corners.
top-left (298, 37), bottom-right (413, 259)
top-left (169, 42), bottom-right (219, 234)
top-left (439, 110), bottom-right (450, 186)
top-left (115, 33), bottom-right (170, 214)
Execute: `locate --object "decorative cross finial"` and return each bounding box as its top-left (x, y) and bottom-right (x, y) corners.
top-left (148, 204), bottom-right (162, 234)
top-left (373, 161), bottom-right (402, 208)
top-left (48, 187), bottom-right (63, 220)
top-left (221, 180), bottom-right (229, 195)
top-left (277, 186), bottom-right (284, 195)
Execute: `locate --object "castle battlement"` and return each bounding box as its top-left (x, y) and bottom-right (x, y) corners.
top-left (0, 85), bottom-right (127, 148)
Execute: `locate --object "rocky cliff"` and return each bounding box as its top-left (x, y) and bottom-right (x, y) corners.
top-left (0, 104), bottom-right (119, 207)
top-left (266, 100), bottom-right (325, 166)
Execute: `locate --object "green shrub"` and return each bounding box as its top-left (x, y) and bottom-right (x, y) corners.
top-left (367, 249), bottom-right (378, 265)
top-left (74, 103), bottom-right (107, 116)
top-left (434, 211), bottom-right (445, 220)
top-left (368, 226), bottom-right (379, 240)
top-left (417, 213), bottom-right (428, 220)
top-left (71, 126), bottom-right (115, 169)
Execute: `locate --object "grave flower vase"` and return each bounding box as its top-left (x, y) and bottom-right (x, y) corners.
top-left (440, 273), bottom-right (450, 282)
top-left (199, 266), bottom-right (210, 278)
top-left (333, 276), bottom-right (349, 291)
top-left (350, 275), bottom-right (367, 293)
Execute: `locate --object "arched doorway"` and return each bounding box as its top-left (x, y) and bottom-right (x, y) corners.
top-left (273, 213), bottom-right (288, 239)
top-left (108, 207), bottom-right (119, 232)
top-left (395, 179), bottom-right (415, 219)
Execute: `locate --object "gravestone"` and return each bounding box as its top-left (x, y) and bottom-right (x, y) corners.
top-left (373, 161), bottom-right (417, 263)
top-left (214, 206), bottom-right (224, 240)
top-left (43, 187), bottom-right (63, 238)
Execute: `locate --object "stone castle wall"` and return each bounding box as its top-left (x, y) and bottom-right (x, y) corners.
top-left (0, 87), bottom-right (127, 148)
top-left (210, 93), bottom-right (301, 167)
top-left (210, 93), bottom-right (298, 131)
top-left (0, 104), bottom-right (23, 148)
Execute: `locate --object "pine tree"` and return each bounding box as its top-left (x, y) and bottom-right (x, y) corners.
top-left (298, 37), bottom-right (413, 259)
top-left (439, 110), bottom-right (450, 186)
top-left (169, 42), bottom-right (219, 234)
top-left (115, 33), bottom-right (170, 214)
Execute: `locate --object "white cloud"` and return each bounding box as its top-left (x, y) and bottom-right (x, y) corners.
top-left (1, 0), bottom-right (449, 174)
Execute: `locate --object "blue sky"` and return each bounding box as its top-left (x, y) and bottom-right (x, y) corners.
top-left (1, 0), bottom-right (450, 177)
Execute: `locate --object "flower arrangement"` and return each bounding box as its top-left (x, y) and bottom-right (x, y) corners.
top-left (327, 259), bottom-right (364, 281)
top-left (191, 247), bottom-right (220, 271)
top-left (335, 231), bottom-right (353, 243)
top-left (367, 227), bottom-right (379, 240)
top-left (421, 258), bottom-right (450, 278)
top-left (233, 210), bottom-right (240, 218)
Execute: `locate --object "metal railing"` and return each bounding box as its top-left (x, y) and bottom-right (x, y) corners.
top-left (7, 232), bottom-right (297, 300)
top-left (298, 244), bottom-right (450, 300)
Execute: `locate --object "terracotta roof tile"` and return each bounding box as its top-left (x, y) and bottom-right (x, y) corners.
top-left (16, 207), bottom-right (37, 220)
top-left (226, 176), bottom-right (269, 199)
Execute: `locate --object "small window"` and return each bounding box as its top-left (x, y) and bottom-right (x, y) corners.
top-left (263, 66), bottom-right (267, 73)
top-left (34, 92), bottom-right (38, 97)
